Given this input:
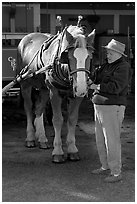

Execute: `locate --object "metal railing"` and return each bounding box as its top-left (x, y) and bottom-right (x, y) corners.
top-left (2, 33), bottom-right (28, 40)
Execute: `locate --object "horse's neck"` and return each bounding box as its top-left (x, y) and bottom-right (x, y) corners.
top-left (60, 36), bottom-right (68, 56)
top-left (41, 35), bottom-right (61, 66)
top-left (48, 31), bottom-right (68, 60)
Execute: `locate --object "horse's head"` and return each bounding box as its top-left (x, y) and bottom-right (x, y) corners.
top-left (60, 25), bottom-right (95, 97)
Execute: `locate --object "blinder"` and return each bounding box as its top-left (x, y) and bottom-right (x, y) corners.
top-left (58, 48), bottom-right (93, 80)
top-left (59, 51), bottom-right (69, 64)
top-left (59, 45), bottom-right (93, 73)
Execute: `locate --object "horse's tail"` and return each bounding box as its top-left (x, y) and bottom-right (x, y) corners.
top-left (16, 47), bottom-right (22, 75)
top-left (16, 34), bottom-right (30, 75)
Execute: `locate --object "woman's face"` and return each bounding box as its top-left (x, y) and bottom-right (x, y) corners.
top-left (106, 49), bottom-right (122, 64)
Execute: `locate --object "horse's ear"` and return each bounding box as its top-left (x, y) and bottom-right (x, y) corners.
top-left (87, 29), bottom-right (96, 44)
top-left (65, 30), bottom-right (75, 45)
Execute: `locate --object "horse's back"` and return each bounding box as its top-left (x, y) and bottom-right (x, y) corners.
top-left (17, 32), bottom-right (52, 73)
top-left (18, 32), bottom-right (52, 53)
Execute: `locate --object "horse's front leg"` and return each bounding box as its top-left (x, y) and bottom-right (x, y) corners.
top-left (67, 97), bottom-right (83, 161)
top-left (50, 89), bottom-right (65, 163)
top-left (21, 85), bottom-right (36, 148)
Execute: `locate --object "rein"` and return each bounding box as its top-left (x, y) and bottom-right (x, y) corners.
top-left (56, 26), bottom-right (68, 59)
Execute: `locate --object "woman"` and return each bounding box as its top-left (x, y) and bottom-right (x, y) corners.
top-left (90, 39), bottom-right (131, 183)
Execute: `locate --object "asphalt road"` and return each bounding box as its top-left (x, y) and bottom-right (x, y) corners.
top-left (2, 94), bottom-right (135, 202)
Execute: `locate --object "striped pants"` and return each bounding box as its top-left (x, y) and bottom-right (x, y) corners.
top-left (94, 104), bottom-right (125, 175)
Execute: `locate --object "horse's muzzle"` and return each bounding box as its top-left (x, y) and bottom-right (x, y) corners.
top-left (73, 83), bottom-right (88, 97)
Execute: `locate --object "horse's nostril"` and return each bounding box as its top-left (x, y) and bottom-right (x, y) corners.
top-left (81, 93), bottom-right (86, 97)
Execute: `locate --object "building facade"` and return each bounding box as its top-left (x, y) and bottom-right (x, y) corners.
top-left (2, 2), bottom-right (135, 35)
top-left (2, 2), bottom-right (135, 91)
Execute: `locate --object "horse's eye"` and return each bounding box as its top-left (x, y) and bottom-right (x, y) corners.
top-left (87, 47), bottom-right (94, 53)
top-left (67, 45), bottom-right (74, 50)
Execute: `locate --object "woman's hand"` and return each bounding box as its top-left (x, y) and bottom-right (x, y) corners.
top-left (90, 84), bottom-right (100, 91)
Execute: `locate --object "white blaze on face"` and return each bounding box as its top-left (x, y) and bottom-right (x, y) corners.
top-left (74, 48), bottom-right (88, 97)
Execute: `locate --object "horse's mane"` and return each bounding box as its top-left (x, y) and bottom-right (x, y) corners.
top-left (60, 25), bottom-right (86, 55)
top-left (67, 25), bottom-right (86, 48)
top-left (67, 25), bottom-right (84, 38)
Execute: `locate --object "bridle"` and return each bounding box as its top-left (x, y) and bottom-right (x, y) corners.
top-left (55, 27), bottom-right (92, 81)
top-left (70, 68), bottom-right (90, 76)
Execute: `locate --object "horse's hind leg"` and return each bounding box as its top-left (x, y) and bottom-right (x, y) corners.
top-left (50, 89), bottom-right (65, 163)
top-left (21, 85), bottom-right (36, 147)
top-left (34, 88), bottom-right (50, 149)
top-left (67, 97), bottom-right (83, 161)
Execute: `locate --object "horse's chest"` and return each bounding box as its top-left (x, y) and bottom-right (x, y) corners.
top-left (47, 63), bottom-right (72, 91)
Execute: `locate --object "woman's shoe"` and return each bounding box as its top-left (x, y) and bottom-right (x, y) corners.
top-left (91, 167), bottom-right (110, 175)
top-left (104, 174), bottom-right (122, 183)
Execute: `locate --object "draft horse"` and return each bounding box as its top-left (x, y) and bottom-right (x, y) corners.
top-left (17, 25), bottom-right (95, 163)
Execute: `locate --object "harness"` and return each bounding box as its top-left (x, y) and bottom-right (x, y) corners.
top-left (46, 27), bottom-right (92, 91)
top-left (46, 27), bottom-right (72, 90)
top-left (17, 26), bottom-right (92, 92)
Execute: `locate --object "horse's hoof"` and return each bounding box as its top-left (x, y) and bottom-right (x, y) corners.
top-left (67, 152), bottom-right (80, 161)
top-left (25, 141), bottom-right (36, 148)
top-left (52, 155), bottom-right (66, 163)
top-left (38, 142), bottom-right (50, 149)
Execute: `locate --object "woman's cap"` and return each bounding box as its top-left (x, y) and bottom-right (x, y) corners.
top-left (102, 39), bottom-right (127, 57)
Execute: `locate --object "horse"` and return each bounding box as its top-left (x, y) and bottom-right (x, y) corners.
top-left (17, 25), bottom-right (95, 163)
